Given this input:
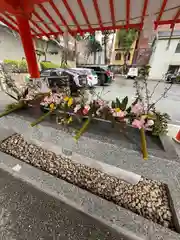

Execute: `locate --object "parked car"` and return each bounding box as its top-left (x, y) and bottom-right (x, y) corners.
top-left (126, 67), bottom-right (138, 79)
top-left (71, 68), bottom-right (98, 87)
top-left (78, 65), bottom-right (113, 86)
top-left (101, 65), bottom-right (115, 81)
top-left (40, 68), bottom-right (87, 94)
top-left (164, 71), bottom-right (180, 84)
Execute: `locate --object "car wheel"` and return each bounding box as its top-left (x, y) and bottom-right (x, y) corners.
top-left (100, 74), bottom-right (105, 86)
top-left (70, 79), bottom-right (78, 94)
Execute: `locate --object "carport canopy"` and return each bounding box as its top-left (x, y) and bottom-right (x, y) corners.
top-left (0, 0), bottom-right (179, 78)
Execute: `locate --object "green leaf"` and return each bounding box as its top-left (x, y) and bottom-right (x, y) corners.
top-left (121, 96), bottom-right (128, 111)
top-left (126, 106), bottom-right (131, 113)
top-left (111, 101), bottom-right (116, 108)
top-left (116, 98), bottom-right (121, 108)
top-left (132, 97), bottom-right (138, 106)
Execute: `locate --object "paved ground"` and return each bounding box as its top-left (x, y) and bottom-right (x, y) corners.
top-left (0, 168), bottom-right (124, 240)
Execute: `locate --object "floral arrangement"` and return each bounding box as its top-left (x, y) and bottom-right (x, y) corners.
top-left (37, 92), bottom-right (156, 134)
top-left (0, 63), bottom-right (171, 160)
top-left (33, 74), bottom-right (171, 160)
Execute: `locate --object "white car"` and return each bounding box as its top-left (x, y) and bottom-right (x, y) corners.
top-left (126, 67), bottom-right (138, 79)
top-left (72, 68), bottom-right (98, 87)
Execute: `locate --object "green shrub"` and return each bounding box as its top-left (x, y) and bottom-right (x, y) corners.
top-left (4, 59), bottom-right (19, 73)
top-left (40, 61), bottom-right (60, 70)
top-left (18, 60), bottom-right (28, 73)
top-left (4, 59), bottom-right (28, 73)
top-left (60, 62), bottom-right (70, 68)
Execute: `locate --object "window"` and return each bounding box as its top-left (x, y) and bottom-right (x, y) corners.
top-left (115, 52), bottom-right (121, 60)
top-left (175, 41), bottom-right (180, 53)
top-left (118, 40), bottom-right (123, 48)
top-left (127, 52), bottom-right (131, 61)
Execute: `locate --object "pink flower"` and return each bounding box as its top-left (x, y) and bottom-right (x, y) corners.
top-left (131, 102), bottom-right (144, 115)
top-left (98, 100), bottom-right (105, 106)
top-left (82, 105), bottom-right (90, 115)
top-left (132, 118), bottom-right (145, 129)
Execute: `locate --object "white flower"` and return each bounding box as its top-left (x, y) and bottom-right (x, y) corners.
top-left (74, 104), bottom-right (81, 113)
top-left (146, 119), bottom-right (154, 126)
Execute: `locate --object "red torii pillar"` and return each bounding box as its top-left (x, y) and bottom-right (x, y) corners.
top-left (16, 14), bottom-right (40, 78)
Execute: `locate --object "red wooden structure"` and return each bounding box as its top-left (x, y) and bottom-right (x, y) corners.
top-left (0, 0), bottom-right (179, 78)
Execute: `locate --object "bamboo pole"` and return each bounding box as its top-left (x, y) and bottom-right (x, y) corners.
top-left (74, 117), bottom-right (91, 141)
top-left (140, 128), bottom-right (148, 160)
top-left (30, 111), bottom-right (52, 127)
top-left (0, 102), bottom-right (25, 118)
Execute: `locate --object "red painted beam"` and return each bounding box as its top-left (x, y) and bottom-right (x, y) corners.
top-left (49, 0), bottom-right (72, 34)
top-left (126, 0), bottom-right (130, 27)
top-left (140, 0), bottom-right (149, 30)
top-left (171, 8), bottom-right (180, 28)
top-left (77, 0), bottom-right (92, 31)
top-left (0, 15), bottom-right (19, 32)
top-left (38, 3), bottom-right (63, 34)
top-left (30, 19), bottom-right (48, 36)
top-left (33, 10), bottom-right (53, 33)
top-left (16, 15), bottom-right (39, 78)
top-left (155, 19), bottom-right (180, 25)
top-left (93, 0), bottom-right (103, 29)
top-left (155, 0), bottom-right (168, 29)
top-left (32, 23), bottom-right (141, 37)
top-left (109, 0), bottom-right (115, 27)
top-left (3, 13), bottom-right (38, 35)
top-left (62, 0), bottom-right (82, 33)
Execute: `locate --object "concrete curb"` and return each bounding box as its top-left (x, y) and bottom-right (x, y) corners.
top-left (0, 127), bottom-right (180, 239)
top-left (159, 134), bottom-right (179, 162)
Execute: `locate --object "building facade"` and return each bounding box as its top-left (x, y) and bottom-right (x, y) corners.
top-left (110, 30), bottom-right (138, 66)
top-left (0, 24), bottom-right (75, 66)
top-left (149, 31), bottom-right (180, 80)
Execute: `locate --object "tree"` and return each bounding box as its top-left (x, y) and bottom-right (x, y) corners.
top-left (102, 30), bottom-right (115, 64)
top-left (74, 32), bottom-right (102, 64)
top-left (116, 29), bottom-right (137, 73)
top-left (35, 38), bottom-right (49, 62)
top-left (85, 32), bottom-right (102, 64)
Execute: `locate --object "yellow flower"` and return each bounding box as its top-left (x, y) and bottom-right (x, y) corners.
top-left (50, 103), bottom-right (55, 110)
top-left (67, 116), bottom-right (73, 124)
top-left (115, 108), bottom-right (121, 112)
top-left (64, 96), bottom-right (69, 102)
top-left (68, 97), bottom-right (73, 107)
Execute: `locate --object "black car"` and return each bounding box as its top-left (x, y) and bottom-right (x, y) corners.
top-left (77, 65), bottom-right (112, 86)
top-left (40, 68), bottom-right (87, 94)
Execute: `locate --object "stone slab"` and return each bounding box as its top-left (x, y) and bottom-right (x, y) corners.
top-left (0, 127), bottom-right (15, 142)
top-left (0, 150), bottom-right (179, 240)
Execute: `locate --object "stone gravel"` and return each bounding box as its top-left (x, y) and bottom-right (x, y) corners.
top-left (0, 134), bottom-right (174, 230)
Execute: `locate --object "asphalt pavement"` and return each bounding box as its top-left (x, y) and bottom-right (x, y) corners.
top-left (0, 168), bottom-right (123, 240)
